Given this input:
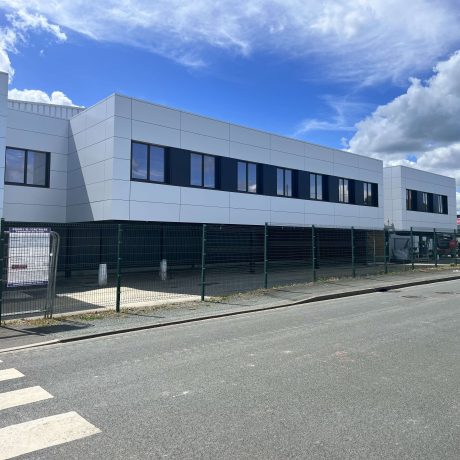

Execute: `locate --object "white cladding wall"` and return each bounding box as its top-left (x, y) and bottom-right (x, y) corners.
top-left (104, 95), bottom-right (384, 228)
top-left (67, 95), bottom-right (126, 221)
top-left (384, 166), bottom-right (457, 231)
top-left (3, 95), bottom-right (69, 222)
top-left (0, 72), bottom-right (7, 218)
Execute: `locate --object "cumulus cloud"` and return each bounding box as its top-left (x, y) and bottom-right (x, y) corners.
top-left (0, 7), bottom-right (67, 78)
top-left (1, 0), bottom-right (460, 83)
top-left (0, 7), bottom-right (76, 104)
top-left (8, 88), bottom-right (75, 106)
top-left (348, 51), bottom-right (460, 211)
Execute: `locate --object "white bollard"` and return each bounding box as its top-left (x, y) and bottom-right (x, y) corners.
top-left (160, 259), bottom-right (167, 281)
top-left (98, 263), bottom-right (107, 286)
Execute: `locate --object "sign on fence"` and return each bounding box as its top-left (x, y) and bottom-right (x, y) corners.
top-left (7, 228), bottom-right (51, 287)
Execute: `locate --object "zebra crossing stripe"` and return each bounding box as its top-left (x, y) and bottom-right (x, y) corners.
top-left (0, 386), bottom-right (53, 411)
top-left (0, 369), bottom-right (24, 382)
top-left (0, 411), bottom-right (101, 459)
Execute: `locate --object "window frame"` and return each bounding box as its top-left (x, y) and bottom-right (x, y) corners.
top-left (237, 161), bottom-right (257, 194)
top-left (276, 167), bottom-right (293, 197)
top-left (310, 173), bottom-right (323, 201)
top-left (130, 141), bottom-right (166, 184)
top-left (5, 147), bottom-right (50, 188)
top-left (338, 178), bottom-right (349, 203)
top-left (189, 152), bottom-right (216, 189)
top-left (363, 182), bottom-right (373, 206)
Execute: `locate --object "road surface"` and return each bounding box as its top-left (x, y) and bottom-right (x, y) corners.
top-left (1, 280), bottom-right (459, 459)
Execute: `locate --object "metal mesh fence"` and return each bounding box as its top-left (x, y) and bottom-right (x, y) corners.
top-left (0, 220), bottom-right (457, 320)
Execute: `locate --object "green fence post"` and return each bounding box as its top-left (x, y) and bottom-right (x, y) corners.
top-left (351, 227), bottom-right (356, 278)
top-left (0, 219), bottom-right (4, 326)
top-left (455, 230), bottom-right (458, 266)
top-left (263, 222), bottom-right (268, 289)
top-left (410, 227), bottom-right (414, 270)
top-left (312, 225), bottom-right (317, 282)
top-left (115, 223), bottom-right (123, 313)
top-left (384, 229), bottom-right (388, 274)
top-left (433, 228), bottom-right (438, 268)
top-left (201, 224), bottom-right (207, 301)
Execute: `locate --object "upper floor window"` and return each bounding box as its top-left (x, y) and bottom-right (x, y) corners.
top-left (191, 153), bottom-right (215, 188)
top-left (5, 147), bottom-right (49, 187)
top-left (421, 192), bottom-right (428, 212)
top-left (237, 161), bottom-right (257, 193)
top-left (277, 168), bottom-right (292, 197)
top-left (310, 173), bottom-right (323, 200)
top-left (338, 178), bottom-right (349, 203)
top-left (406, 189), bottom-right (416, 211)
top-left (131, 141), bottom-right (165, 183)
top-left (363, 182), bottom-right (373, 206)
top-left (433, 194), bottom-right (446, 214)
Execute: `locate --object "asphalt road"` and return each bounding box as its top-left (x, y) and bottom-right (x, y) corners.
top-left (1, 280), bottom-right (459, 459)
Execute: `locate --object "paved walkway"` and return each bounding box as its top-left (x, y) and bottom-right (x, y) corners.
top-left (1, 268), bottom-right (459, 352)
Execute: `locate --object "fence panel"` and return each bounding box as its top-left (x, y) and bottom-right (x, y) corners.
top-left (205, 224), bottom-right (265, 296)
top-left (266, 226), bottom-right (313, 288)
top-left (119, 223), bottom-right (202, 307)
top-left (1, 222), bottom-right (118, 319)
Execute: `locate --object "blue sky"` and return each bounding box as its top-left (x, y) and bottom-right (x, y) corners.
top-left (1, 1), bottom-right (460, 208)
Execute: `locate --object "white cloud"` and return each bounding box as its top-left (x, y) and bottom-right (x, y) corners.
top-left (0, 7), bottom-right (67, 79)
top-left (348, 51), bottom-right (460, 211)
top-left (1, 0), bottom-right (460, 83)
top-left (8, 88), bottom-right (75, 106)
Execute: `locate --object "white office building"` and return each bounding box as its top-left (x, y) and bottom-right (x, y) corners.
top-left (384, 165), bottom-right (457, 232)
top-left (0, 71), bottom-right (386, 229)
top-left (3, 70), bottom-right (456, 233)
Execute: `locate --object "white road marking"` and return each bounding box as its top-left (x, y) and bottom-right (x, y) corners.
top-left (0, 411), bottom-right (101, 459)
top-left (0, 369), bottom-right (24, 382)
top-left (0, 386), bottom-right (53, 411)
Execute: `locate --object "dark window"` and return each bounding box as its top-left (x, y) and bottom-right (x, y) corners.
top-left (277, 168), bottom-right (292, 197)
top-left (190, 153), bottom-right (215, 188)
top-left (5, 147), bottom-right (49, 187)
top-left (421, 192), bottom-right (428, 212)
top-left (406, 189), bottom-right (416, 210)
top-left (363, 182), bottom-right (373, 206)
top-left (338, 178), bottom-right (349, 203)
top-left (310, 173), bottom-right (323, 200)
top-left (237, 161), bottom-right (257, 193)
top-left (433, 194), bottom-right (446, 214)
top-left (131, 141), bottom-right (165, 182)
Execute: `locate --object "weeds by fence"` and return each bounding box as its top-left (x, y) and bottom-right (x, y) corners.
top-left (0, 219), bottom-right (457, 321)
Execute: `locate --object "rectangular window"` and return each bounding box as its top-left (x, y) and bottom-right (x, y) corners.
top-left (406, 189), bottom-right (415, 210)
top-left (190, 153), bottom-right (215, 188)
top-left (421, 192), bottom-right (428, 212)
top-left (363, 182), bottom-right (373, 206)
top-left (433, 194), bottom-right (445, 214)
top-left (5, 147), bottom-right (49, 187)
top-left (338, 178), bottom-right (349, 203)
top-left (310, 173), bottom-right (323, 200)
top-left (277, 168), bottom-right (292, 197)
top-left (237, 161), bottom-right (257, 193)
top-left (131, 141), bottom-right (165, 183)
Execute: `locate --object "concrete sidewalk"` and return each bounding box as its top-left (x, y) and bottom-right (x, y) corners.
top-left (1, 268), bottom-right (459, 352)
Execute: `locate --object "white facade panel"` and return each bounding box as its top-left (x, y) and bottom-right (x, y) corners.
top-left (0, 72), bottom-right (7, 218)
top-left (130, 181), bottom-right (180, 204)
top-left (229, 141), bottom-right (270, 164)
top-left (132, 120), bottom-right (180, 148)
top-left (181, 112), bottom-right (229, 140)
top-left (180, 131), bottom-right (230, 157)
top-left (132, 99), bottom-right (180, 129)
top-left (229, 125), bottom-right (270, 149)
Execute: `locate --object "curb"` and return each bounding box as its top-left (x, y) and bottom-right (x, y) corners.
top-left (1, 274), bottom-right (460, 354)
